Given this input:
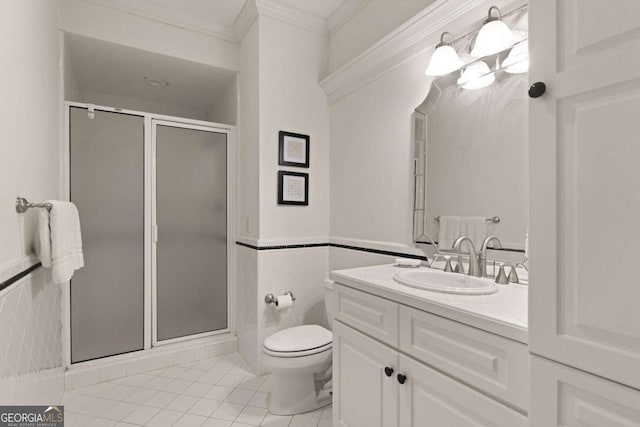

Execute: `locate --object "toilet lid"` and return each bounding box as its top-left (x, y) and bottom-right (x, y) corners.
top-left (264, 325), bottom-right (332, 353)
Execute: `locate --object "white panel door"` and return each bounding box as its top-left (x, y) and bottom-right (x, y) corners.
top-left (529, 0), bottom-right (640, 389)
top-left (531, 356), bottom-right (640, 427)
top-left (333, 321), bottom-right (398, 427)
top-left (398, 354), bottom-right (528, 427)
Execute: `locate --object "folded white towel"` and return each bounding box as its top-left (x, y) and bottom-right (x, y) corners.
top-left (460, 216), bottom-right (488, 250)
top-left (35, 201), bottom-right (84, 284)
top-left (437, 216), bottom-right (461, 250)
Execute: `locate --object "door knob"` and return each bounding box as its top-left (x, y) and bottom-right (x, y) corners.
top-left (528, 82), bottom-right (546, 98)
top-left (397, 373), bottom-right (407, 385)
top-left (384, 367), bottom-right (394, 377)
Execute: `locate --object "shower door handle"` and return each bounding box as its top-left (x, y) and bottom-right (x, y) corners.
top-left (153, 224), bottom-right (158, 243)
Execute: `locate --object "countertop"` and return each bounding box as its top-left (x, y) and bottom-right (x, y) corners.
top-left (330, 264), bottom-right (528, 344)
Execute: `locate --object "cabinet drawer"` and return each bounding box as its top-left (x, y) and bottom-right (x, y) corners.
top-left (334, 283), bottom-right (399, 347)
top-left (399, 306), bottom-right (529, 411)
top-left (531, 356), bottom-right (640, 427)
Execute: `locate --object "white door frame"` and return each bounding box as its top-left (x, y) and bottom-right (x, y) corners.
top-left (62, 102), bottom-right (236, 366)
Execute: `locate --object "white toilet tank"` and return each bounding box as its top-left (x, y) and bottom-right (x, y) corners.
top-left (324, 279), bottom-right (334, 330)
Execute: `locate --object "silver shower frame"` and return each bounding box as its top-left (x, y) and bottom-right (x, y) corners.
top-left (62, 101), bottom-right (237, 367)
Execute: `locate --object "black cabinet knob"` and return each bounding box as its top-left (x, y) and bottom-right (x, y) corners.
top-left (384, 367), bottom-right (394, 377)
top-left (529, 82), bottom-right (546, 98)
top-left (397, 373), bottom-right (407, 385)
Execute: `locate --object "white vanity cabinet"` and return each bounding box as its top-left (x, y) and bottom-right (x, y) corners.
top-left (333, 282), bottom-right (528, 427)
top-left (527, 0), bottom-right (640, 423)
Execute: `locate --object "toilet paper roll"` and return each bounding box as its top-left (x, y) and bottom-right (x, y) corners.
top-left (274, 294), bottom-right (293, 311)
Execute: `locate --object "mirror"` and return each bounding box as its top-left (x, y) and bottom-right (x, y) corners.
top-left (413, 65), bottom-right (528, 259)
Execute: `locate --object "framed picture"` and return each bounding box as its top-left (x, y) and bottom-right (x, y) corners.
top-left (279, 131), bottom-right (309, 168)
top-left (278, 171), bottom-right (308, 205)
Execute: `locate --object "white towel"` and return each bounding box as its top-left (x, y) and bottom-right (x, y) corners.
top-left (460, 216), bottom-right (488, 250)
top-left (35, 201), bottom-right (84, 284)
top-left (437, 216), bottom-right (461, 250)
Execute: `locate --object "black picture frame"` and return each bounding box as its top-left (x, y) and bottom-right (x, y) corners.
top-left (278, 171), bottom-right (309, 206)
top-left (278, 131), bottom-right (310, 168)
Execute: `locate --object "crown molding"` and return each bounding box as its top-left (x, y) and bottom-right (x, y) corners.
top-left (235, 0), bottom-right (330, 41)
top-left (234, 0), bottom-right (259, 41)
top-left (256, 0), bottom-right (328, 35)
top-left (328, 0), bottom-right (371, 35)
top-left (320, 0), bottom-right (520, 103)
top-left (85, 0), bottom-right (238, 42)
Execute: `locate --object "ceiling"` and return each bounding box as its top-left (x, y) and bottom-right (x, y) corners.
top-left (87, 0), bottom-right (349, 40)
top-left (66, 33), bottom-right (237, 113)
top-left (67, 0), bottom-right (352, 113)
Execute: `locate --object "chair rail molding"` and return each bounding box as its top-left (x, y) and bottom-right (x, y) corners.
top-left (319, 0), bottom-right (523, 104)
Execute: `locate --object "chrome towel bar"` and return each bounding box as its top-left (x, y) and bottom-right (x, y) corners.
top-left (15, 197), bottom-right (52, 213)
top-left (434, 215), bottom-right (500, 224)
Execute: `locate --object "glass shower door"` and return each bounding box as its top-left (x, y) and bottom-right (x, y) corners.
top-left (69, 107), bottom-right (145, 363)
top-left (154, 122), bottom-right (228, 342)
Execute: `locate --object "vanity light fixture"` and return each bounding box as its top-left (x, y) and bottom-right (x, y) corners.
top-left (425, 32), bottom-right (464, 77)
top-left (457, 61), bottom-right (495, 90)
top-left (502, 40), bottom-right (529, 74)
top-left (470, 6), bottom-right (516, 57)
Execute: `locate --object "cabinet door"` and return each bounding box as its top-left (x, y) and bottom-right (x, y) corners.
top-left (531, 356), bottom-right (640, 427)
top-left (398, 354), bottom-right (528, 427)
top-left (529, 0), bottom-right (640, 388)
top-left (333, 321), bottom-right (398, 427)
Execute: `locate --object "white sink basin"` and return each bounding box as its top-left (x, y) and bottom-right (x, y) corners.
top-left (393, 269), bottom-right (498, 295)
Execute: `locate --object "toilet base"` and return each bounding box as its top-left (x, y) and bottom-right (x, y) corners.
top-left (268, 372), bottom-right (332, 415)
top-left (262, 348), bottom-right (332, 416)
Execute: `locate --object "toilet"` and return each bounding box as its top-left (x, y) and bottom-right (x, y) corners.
top-left (262, 280), bottom-right (334, 415)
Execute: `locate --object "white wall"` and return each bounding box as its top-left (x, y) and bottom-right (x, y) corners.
top-left (64, 38), bottom-right (83, 102)
top-left (237, 21), bottom-right (261, 240)
top-left (235, 13), bottom-right (331, 374)
top-left (329, 0), bottom-right (437, 73)
top-left (0, 0), bottom-right (64, 403)
top-left (60, 0), bottom-right (237, 72)
top-left (208, 75), bottom-right (239, 126)
top-left (258, 15), bottom-right (330, 240)
top-left (235, 21), bottom-right (261, 372)
top-left (330, 52), bottom-right (430, 246)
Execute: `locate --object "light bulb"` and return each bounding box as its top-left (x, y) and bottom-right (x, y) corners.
top-left (425, 32), bottom-right (464, 77)
top-left (425, 45), bottom-right (464, 76)
top-left (470, 7), bottom-right (516, 57)
top-left (457, 61), bottom-right (495, 90)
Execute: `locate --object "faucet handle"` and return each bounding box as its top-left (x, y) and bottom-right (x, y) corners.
top-left (495, 263), bottom-right (509, 284)
top-left (507, 264), bottom-right (519, 284)
top-left (443, 256), bottom-right (454, 273)
top-left (454, 255), bottom-right (465, 274)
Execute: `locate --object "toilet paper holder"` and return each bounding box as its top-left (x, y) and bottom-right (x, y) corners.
top-left (265, 291), bottom-right (296, 305)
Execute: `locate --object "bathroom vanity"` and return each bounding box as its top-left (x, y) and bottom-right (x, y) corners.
top-left (330, 264), bottom-right (529, 427)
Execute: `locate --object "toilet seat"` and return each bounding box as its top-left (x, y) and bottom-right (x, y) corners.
top-left (263, 325), bottom-right (332, 358)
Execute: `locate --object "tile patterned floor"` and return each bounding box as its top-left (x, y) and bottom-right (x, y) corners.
top-left (63, 353), bottom-right (332, 427)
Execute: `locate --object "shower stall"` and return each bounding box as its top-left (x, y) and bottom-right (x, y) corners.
top-left (65, 103), bottom-right (234, 364)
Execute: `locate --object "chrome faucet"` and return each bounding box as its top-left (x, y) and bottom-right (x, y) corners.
top-left (480, 235), bottom-right (503, 278)
top-left (452, 236), bottom-right (480, 277)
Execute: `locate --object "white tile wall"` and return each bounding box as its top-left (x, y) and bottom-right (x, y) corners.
top-left (0, 256), bottom-right (64, 403)
top-left (256, 247), bottom-right (329, 375)
top-left (235, 246), bottom-right (258, 373)
top-left (0, 261), bottom-right (63, 378)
